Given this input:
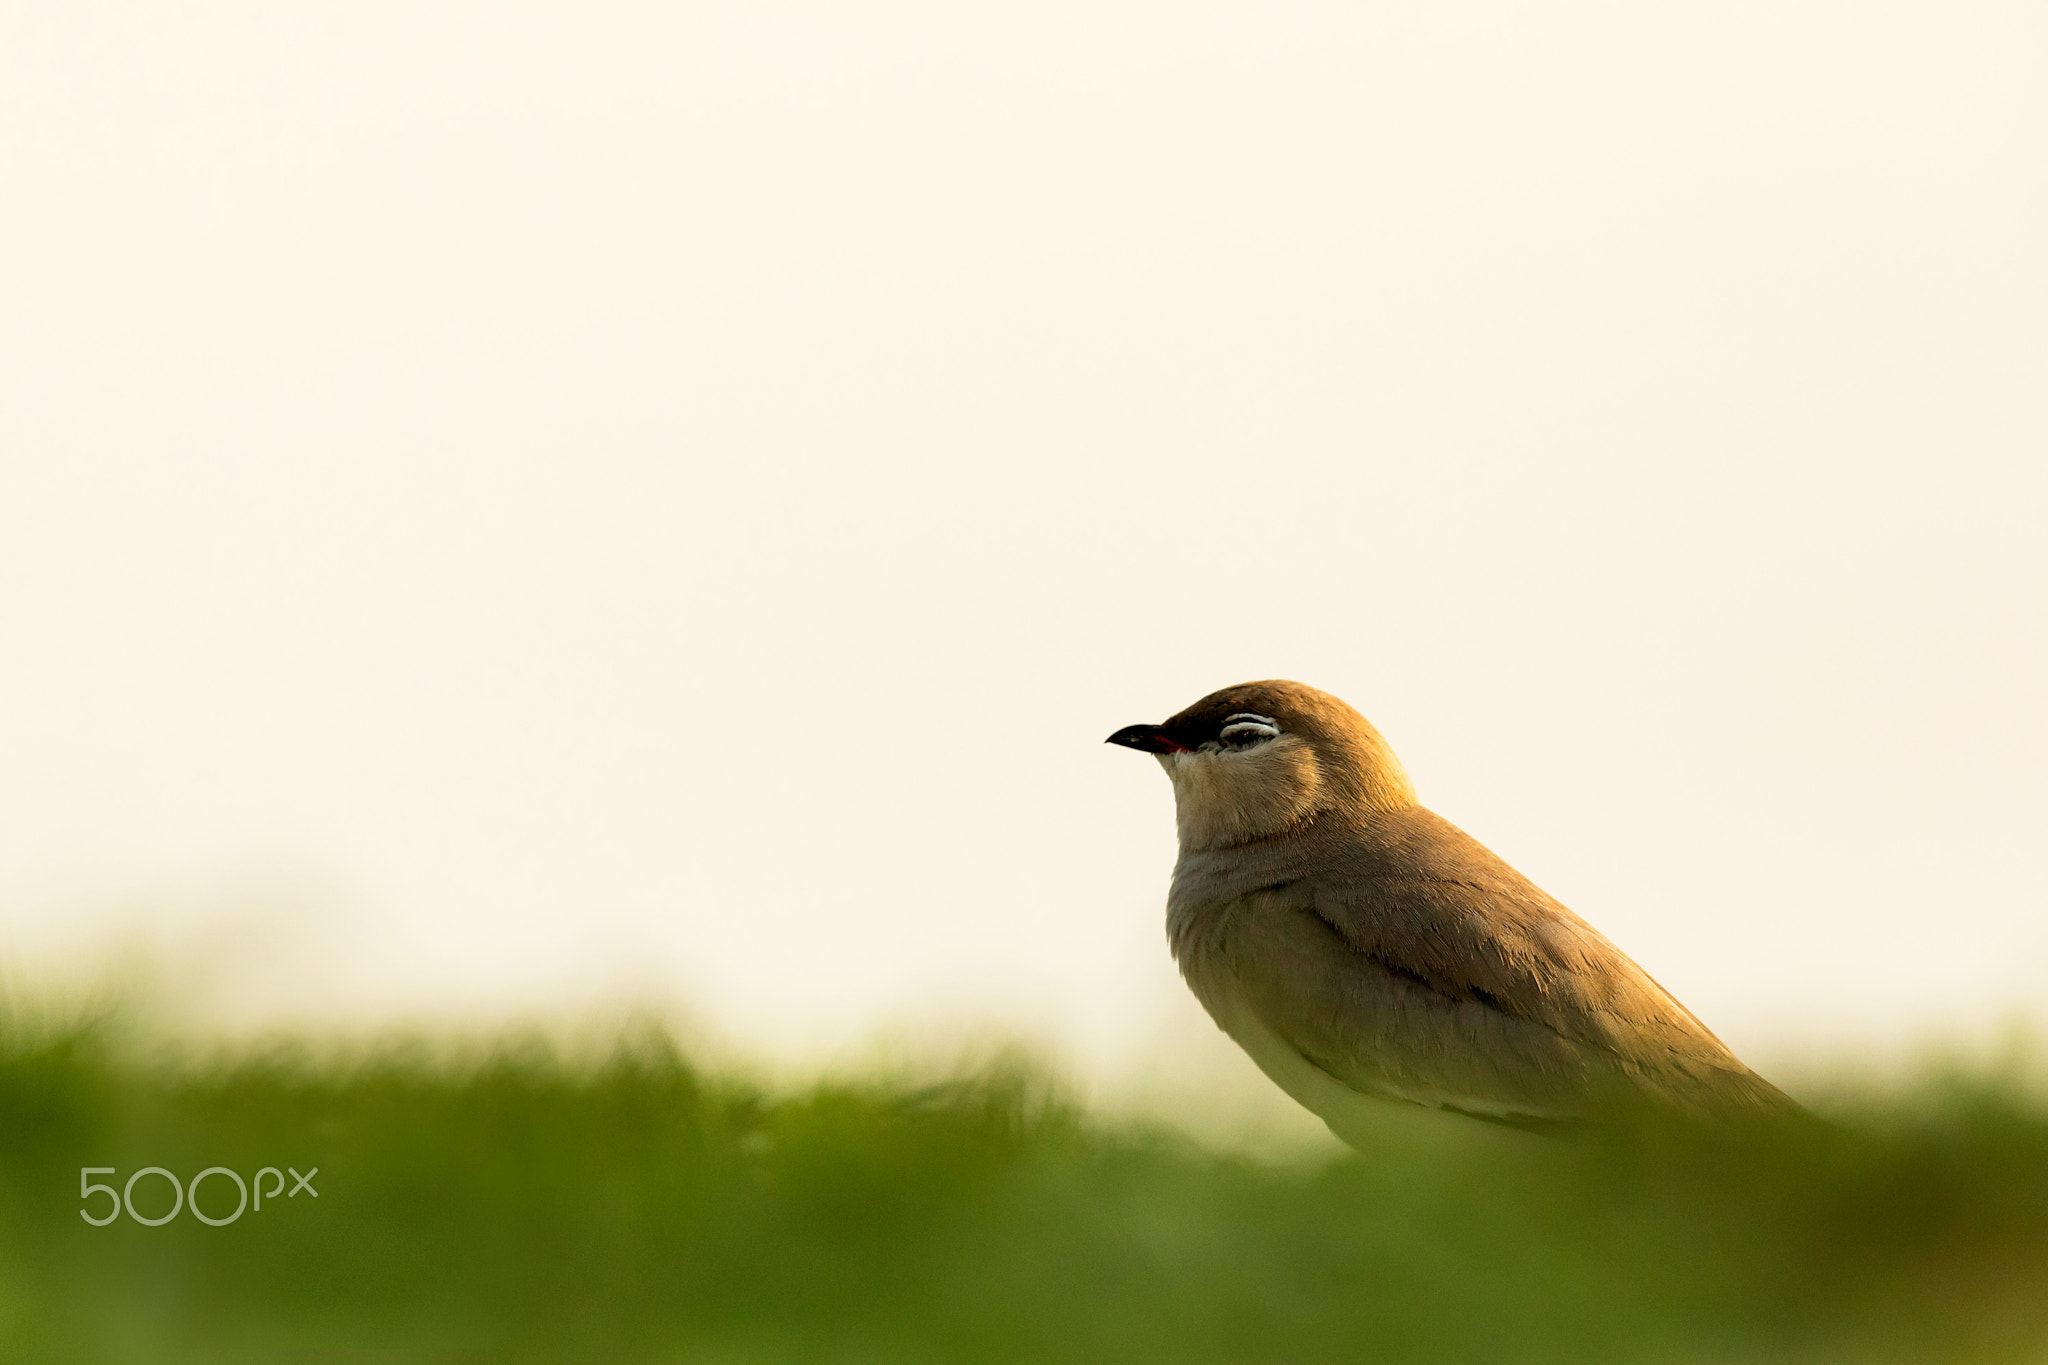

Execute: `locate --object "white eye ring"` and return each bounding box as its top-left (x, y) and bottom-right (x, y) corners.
top-left (1219, 713), bottom-right (1280, 743)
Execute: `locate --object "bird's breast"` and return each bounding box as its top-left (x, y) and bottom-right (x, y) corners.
top-left (1164, 848), bottom-right (1282, 969)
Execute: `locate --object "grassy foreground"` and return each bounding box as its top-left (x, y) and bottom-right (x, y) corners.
top-left (3, 1011), bottom-right (2047, 1363)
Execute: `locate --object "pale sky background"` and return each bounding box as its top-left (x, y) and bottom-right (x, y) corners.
top-left (2, 4), bottom-right (2044, 1103)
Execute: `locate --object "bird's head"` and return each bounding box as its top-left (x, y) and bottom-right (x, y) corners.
top-left (1107, 680), bottom-right (1416, 850)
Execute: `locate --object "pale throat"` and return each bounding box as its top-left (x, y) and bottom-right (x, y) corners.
top-left (1157, 734), bottom-right (1325, 851)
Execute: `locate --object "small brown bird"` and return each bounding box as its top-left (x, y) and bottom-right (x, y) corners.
top-left (1108, 680), bottom-right (1794, 1139)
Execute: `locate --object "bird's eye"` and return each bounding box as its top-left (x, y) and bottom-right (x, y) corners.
top-left (1218, 713), bottom-right (1281, 747)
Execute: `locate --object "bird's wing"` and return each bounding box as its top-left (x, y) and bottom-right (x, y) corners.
top-left (1212, 807), bottom-right (1791, 1122)
top-left (1203, 880), bottom-right (1602, 1123)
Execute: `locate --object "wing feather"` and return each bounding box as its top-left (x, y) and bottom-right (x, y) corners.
top-left (1201, 806), bottom-right (1792, 1123)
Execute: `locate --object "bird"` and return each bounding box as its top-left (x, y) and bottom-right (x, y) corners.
top-left (1106, 679), bottom-right (1795, 1140)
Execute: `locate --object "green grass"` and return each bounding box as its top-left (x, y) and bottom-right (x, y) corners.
top-left (4, 1007), bottom-right (2047, 1363)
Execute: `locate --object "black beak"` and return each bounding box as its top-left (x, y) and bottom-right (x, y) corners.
top-left (1105, 723), bottom-right (1191, 755)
